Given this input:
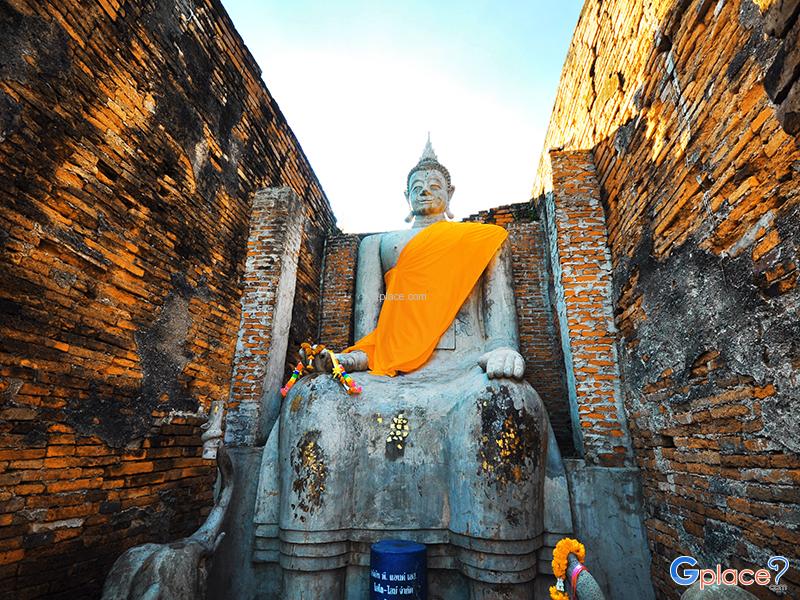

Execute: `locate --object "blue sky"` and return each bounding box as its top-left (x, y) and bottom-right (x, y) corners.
top-left (221, 0), bottom-right (584, 232)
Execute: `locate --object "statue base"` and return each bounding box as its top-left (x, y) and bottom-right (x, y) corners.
top-left (251, 364), bottom-right (574, 598)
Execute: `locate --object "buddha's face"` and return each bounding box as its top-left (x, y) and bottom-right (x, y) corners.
top-left (405, 168), bottom-right (452, 216)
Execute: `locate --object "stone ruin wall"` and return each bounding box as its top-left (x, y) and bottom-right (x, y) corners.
top-left (0, 0), bottom-right (334, 598)
top-left (533, 0), bottom-right (800, 598)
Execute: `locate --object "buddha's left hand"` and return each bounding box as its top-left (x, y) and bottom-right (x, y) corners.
top-left (478, 347), bottom-right (525, 380)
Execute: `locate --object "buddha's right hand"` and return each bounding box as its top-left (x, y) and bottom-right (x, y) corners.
top-left (321, 350), bottom-right (369, 373)
top-left (338, 350), bottom-right (369, 372)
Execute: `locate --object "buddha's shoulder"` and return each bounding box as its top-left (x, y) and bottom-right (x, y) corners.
top-left (359, 229), bottom-right (417, 250)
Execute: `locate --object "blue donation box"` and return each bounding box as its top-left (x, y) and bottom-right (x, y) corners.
top-left (370, 539), bottom-right (427, 600)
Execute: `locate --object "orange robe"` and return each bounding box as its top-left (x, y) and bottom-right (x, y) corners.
top-left (346, 221), bottom-right (508, 376)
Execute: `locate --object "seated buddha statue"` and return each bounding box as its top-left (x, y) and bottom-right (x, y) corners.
top-left (257, 140), bottom-right (566, 599)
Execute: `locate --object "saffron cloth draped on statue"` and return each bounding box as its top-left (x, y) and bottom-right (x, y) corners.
top-left (346, 220), bottom-right (508, 376)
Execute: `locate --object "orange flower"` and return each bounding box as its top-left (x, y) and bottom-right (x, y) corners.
top-left (549, 537), bottom-right (586, 600)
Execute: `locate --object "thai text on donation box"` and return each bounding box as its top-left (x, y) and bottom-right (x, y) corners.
top-left (370, 540), bottom-right (427, 600)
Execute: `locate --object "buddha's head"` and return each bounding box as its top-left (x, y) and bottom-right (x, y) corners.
top-left (405, 137), bottom-right (455, 223)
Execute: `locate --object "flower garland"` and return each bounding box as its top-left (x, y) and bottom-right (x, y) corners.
top-left (549, 537), bottom-right (586, 600)
top-left (329, 351), bottom-right (362, 395)
top-left (280, 362), bottom-right (305, 397)
top-left (280, 343), bottom-right (362, 397)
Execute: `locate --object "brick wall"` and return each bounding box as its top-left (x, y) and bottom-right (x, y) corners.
top-left (225, 188), bottom-right (306, 447)
top-left (545, 150), bottom-right (633, 467)
top-left (461, 201), bottom-right (537, 227)
top-left (533, 0), bottom-right (800, 597)
top-left (318, 232), bottom-right (362, 352)
top-left (0, 0), bottom-right (333, 597)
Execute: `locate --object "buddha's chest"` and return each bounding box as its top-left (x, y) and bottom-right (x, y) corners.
top-left (379, 229), bottom-right (420, 272)
top-left (377, 229), bottom-right (484, 352)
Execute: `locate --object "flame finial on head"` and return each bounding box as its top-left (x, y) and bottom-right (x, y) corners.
top-left (420, 132), bottom-right (437, 162)
top-left (407, 134), bottom-right (451, 191)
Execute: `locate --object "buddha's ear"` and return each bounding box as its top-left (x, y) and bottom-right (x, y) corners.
top-left (404, 192), bottom-right (414, 222)
top-left (448, 185), bottom-right (455, 198)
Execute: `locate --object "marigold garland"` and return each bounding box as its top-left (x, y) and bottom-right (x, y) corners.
top-left (329, 350), bottom-right (362, 395)
top-left (280, 362), bottom-right (305, 397)
top-left (549, 537), bottom-right (586, 600)
top-left (280, 343), bottom-right (362, 397)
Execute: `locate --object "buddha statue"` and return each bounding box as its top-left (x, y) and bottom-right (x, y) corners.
top-left (253, 139), bottom-right (571, 599)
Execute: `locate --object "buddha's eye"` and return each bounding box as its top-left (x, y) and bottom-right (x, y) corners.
top-left (431, 184), bottom-right (441, 190)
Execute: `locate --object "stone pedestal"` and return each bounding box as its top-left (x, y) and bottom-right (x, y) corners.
top-left (564, 460), bottom-right (655, 600)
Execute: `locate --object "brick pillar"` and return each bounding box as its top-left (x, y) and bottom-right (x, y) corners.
top-left (545, 150), bottom-right (633, 466)
top-left (318, 233), bottom-right (361, 350)
top-left (506, 220), bottom-right (574, 456)
top-left (225, 187), bottom-right (305, 447)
